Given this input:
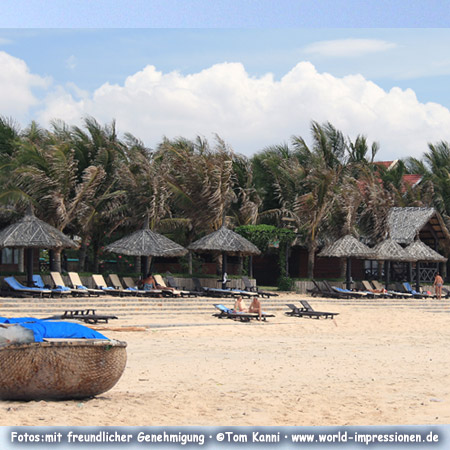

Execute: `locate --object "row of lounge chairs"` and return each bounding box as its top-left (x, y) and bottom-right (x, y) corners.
top-left (309, 279), bottom-right (443, 299)
top-left (1, 273), bottom-right (278, 299)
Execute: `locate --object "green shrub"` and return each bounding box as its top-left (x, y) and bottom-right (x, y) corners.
top-left (277, 276), bottom-right (293, 291)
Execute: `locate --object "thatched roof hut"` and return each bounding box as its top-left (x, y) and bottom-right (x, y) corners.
top-left (388, 207), bottom-right (450, 247)
top-left (105, 229), bottom-right (187, 258)
top-left (404, 240), bottom-right (447, 263)
top-left (188, 226), bottom-right (261, 256)
top-left (0, 210), bottom-right (78, 286)
top-left (0, 213), bottom-right (78, 250)
top-left (318, 234), bottom-right (374, 259)
top-left (318, 234), bottom-right (373, 290)
top-left (372, 238), bottom-right (412, 262)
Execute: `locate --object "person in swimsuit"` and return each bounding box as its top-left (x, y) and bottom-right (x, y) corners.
top-left (248, 296), bottom-right (262, 320)
top-left (234, 296), bottom-right (247, 312)
top-left (433, 272), bottom-right (444, 300)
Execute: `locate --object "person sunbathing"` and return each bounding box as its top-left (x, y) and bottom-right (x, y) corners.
top-left (233, 296), bottom-right (247, 312)
top-left (248, 296), bottom-right (262, 320)
top-left (141, 273), bottom-right (158, 290)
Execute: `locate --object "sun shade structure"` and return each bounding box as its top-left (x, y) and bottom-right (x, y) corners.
top-left (188, 226), bottom-right (261, 256)
top-left (319, 235), bottom-right (374, 259)
top-left (318, 235), bottom-right (374, 290)
top-left (105, 229), bottom-right (188, 258)
top-left (371, 238), bottom-right (412, 262)
top-left (0, 213), bottom-right (78, 250)
top-left (0, 209), bottom-right (78, 286)
top-left (404, 240), bottom-right (447, 263)
top-left (105, 226), bottom-right (188, 278)
top-left (371, 238), bottom-right (413, 289)
top-left (188, 226), bottom-right (261, 287)
top-left (404, 239), bottom-right (447, 291)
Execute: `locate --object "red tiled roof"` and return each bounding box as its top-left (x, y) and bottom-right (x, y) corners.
top-left (402, 174), bottom-right (422, 187)
top-left (374, 161), bottom-right (394, 169)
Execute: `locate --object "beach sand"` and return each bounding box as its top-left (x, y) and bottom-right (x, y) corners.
top-left (0, 294), bottom-right (449, 426)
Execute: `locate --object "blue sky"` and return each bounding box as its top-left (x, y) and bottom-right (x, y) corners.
top-left (1, 2), bottom-right (450, 160)
top-left (0, 0), bottom-right (449, 27)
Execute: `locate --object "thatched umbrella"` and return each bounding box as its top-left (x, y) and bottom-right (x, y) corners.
top-left (318, 235), bottom-right (374, 290)
top-left (0, 209), bottom-right (78, 286)
top-left (404, 240), bottom-right (447, 291)
top-left (104, 223), bottom-right (188, 277)
top-left (188, 226), bottom-right (261, 287)
top-left (371, 238), bottom-right (412, 288)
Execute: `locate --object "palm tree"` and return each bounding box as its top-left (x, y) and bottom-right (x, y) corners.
top-left (159, 135), bottom-right (237, 235)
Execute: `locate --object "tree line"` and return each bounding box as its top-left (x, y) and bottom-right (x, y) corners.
top-left (1, 116), bottom-right (449, 277)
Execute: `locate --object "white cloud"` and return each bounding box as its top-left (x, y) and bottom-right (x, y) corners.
top-left (0, 38), bottom-right (12, 45)
top-left (0, 51), bottom-right (49, 119)
top-left (304, 39), bottom-right (397, 58)
top-left (1, 49), bottom-right (449, 161)
top-left (35, 61), bottom-right (450, 160)
top-left (65, 55), bottom-right (77, 70)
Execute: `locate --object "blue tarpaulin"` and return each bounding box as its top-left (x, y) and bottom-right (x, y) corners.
top-left (0, 317), bottom-right (108, 342)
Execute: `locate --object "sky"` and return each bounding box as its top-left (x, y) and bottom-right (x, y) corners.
top-left (1, 1), bottom-right (450, 161)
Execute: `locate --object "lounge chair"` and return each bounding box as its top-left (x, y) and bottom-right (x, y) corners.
top-left (241, 276), bottom-right (279, 298)
top-left (371, 280), bottom-right (411, 298)
top-left (165, 276), bottom-right (198, 297)
top-left (121, 277), bottom-right (163, 297)
top-left (402, 282), bottom-right (433, 299)
top-left (285, 303), bottom-right (338, 319)
top-left (45, 309), bottom-right (118, 324)
top-left (50, 272), bottom-right (86, 297)
top-left (3, 276), bottom-right (52, 298)
top-left (67, 272), bottom-right (103, 296)
top-left (310, 280), bottom-right (348, 299)
top-left (153, 274), bottom-right (182, 297)
top-left (212, 304), bottom-right (274, 322)
top-left (192, 277), bottom-right (235, 297)
top-left (33, 274), bottom-right (72, 297)
top-left (360, 280), bottom-right (385, 297)
top-left (323, 280), bottom-right (368, 298)
top-left (92, 274), bottom-right (128, 296)
top-left (299, 300), bottom-right (339, 319)
top-left (107, 274), bottom-right (140, 297)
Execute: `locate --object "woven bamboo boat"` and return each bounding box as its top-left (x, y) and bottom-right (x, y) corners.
top-left (0, 339), bottom-right (127, 400)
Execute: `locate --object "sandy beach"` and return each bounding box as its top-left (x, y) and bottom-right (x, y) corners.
top-left (0, 293), bottom-right (449, 426)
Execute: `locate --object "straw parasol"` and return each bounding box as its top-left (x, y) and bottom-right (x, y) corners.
top-left (105, 221), bottom-right (188, 277)
top-left (404, 239), bottom-right (447, 290)
top-left (188, 226), bottom-right (261, 286)
top-left (318, 234), bottom-right (374, 290)
top-left (0, 208), bottom-right (78, 286)
top-left (371, 238), bottom-right (412, 288)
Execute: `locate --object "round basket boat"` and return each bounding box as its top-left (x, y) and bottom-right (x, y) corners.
top-left (0, 339), bottom-right (127, 401)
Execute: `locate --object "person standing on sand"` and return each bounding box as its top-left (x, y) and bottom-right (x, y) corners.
top-left (433, 272), bottom-right (444, 300)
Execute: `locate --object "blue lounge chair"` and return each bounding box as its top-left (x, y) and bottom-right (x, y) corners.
top-left (403, 282), bottom-right (433, 299)
top-left (3, 276), bottom-right (52, 298)
top-left (33, 274), bottom-right (71, 297)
